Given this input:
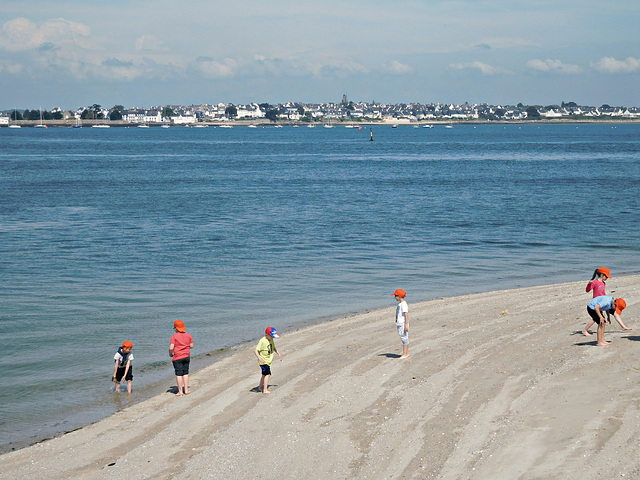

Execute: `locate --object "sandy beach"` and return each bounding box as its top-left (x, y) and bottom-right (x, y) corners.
top-left (2, 277), bottom-right (640, 480)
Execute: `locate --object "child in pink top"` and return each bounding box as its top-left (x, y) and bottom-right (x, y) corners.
top-left (169, 320), bottom-right (194, 396)
top-left (585, 267), bottom-right (609, 298)
top-left (582, 268), bottom-right (631, 335)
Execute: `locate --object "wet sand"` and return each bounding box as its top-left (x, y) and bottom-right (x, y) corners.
top-left (1, 277), bottom-right (639, 480)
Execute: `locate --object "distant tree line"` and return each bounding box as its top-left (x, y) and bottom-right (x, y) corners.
top-left (11, 109), bottom-right (63, 120)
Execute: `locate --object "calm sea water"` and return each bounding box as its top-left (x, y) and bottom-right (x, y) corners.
top-left (1, 123), bottom-right (639, 450)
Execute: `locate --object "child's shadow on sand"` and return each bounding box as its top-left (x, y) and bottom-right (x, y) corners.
top-left (249, 385), bottom-right (278, 393)
top-left (166, 386), bottom-right (180, 394)
top-left (624, 336), bottom-right (640, 342)
top-left (378, 353), bottom-right (402, 358)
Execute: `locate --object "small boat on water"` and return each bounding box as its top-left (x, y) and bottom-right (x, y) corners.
top-left (219, 125), bottom-right (232, 129)
top-left (92, 124), bottom-right (110, 128)
top-left (307, 124), bottom-right (316, 128)
top-left (423, 124), bottom-right (434, 129)
top-left (9, 108), bottom-right (21, 128)
top-left (138, 124), bottom-right (150, 128)
top-left (248, 125), bottom-right (258, 128)
top-left (323, 124), bottom-right (333, 129)
top-left (161, 124), bottom-right (170, 128)
top-left (392, 124), bottom-right (398, 128)
top-left (34, 107), bottom-right (47, 128)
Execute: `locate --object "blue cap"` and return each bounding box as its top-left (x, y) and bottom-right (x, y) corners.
top-left (265, 327), bottom-right (279, 338)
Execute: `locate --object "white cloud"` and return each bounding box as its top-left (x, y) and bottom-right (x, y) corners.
top-left (590, 56), bottom-right (640, 73)
top-left (196, 57), bottom-right (238, 78)
top-left (526, 58), bottom-right (582, 74)
top-left (383, 60), bottom-right (413, 75)
top-left (135, 35), bottom-right (166, 52)
top-left (448, 61), bottom-right (507, 75)
top-left (0, 17), bottom-right (93, 52)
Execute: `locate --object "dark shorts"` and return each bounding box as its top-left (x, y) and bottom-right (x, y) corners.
top-left (116, 365), bottom-right (133, 381)
top-left (173, 357), bottom-right (190, 376)
top-left (260, 364), bottom-right (272, 376)
top-left (587, 306), bottom-right (602, 325)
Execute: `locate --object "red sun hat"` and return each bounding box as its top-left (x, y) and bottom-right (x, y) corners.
top-left (122, 341), bottom-right (133, 348)
top-left (615, 298), bottom-right (626, 315)
top-left (174, 320), bottom-right (187, 332)
top-left (597, 267), bottom-right (612, 279)
top-left (392, 289), bottom-right (407, 298)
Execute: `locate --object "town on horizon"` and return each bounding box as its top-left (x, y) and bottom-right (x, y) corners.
top-left (2, 96), bottom-right (639, 126)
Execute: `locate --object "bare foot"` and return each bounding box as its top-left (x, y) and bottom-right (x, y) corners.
top-left (263, 390), bottom-right (272, 395)
top-left (582, 330), bottom-right (593, 336)
top-left (176, 392), bottom-right (184, 396)
top-left (623, 327), bottom-right (632, 331)
top-left (399, 354), bottom-right (409, 359)
top-left (596, 342), bottom-right (611, 347)
top-left (184, 391), bottom-right (190, 395)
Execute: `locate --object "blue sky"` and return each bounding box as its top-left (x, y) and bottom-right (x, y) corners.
top-left (1, 0), bottom-right (638, 109)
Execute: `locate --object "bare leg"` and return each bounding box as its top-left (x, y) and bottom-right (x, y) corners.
top-left (263, 374), bottom-right (272, 394)
top-left (596, 322), bottom-right (610, 346)
top-left (582, 320), bottom-right (595, 336)
top-left (115, 381), bottom-right (121, 392)
top-left (176, 375), bottom-right (184, 396)
top-left (399, 345), bottom-right (409, 359)
top-left (126, 380), bottom-right (132, 394)
top-left (183, 374), bottom-right (190, 394)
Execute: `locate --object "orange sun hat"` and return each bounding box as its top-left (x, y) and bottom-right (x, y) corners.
top-left (597, 267), bottom-right (612, 279)
top-left (615, 298), bottom-right (626, 315)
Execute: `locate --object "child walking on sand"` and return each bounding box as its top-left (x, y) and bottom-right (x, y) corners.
top-left (112, 341), bottom-right (134, 393)
top-left (582, 268), bottom-right (631, 335)
top-left (255, 327), bottom-right (282, 394)
top-left (169, 320), bottom-right (194, 396)
top-left (587, 296), bottom-right (627, 346)
top-left (392, 289), bottom-right (409, 359)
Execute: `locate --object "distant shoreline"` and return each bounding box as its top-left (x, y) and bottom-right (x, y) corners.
top-left (3, 118), bottom-right (640, 128)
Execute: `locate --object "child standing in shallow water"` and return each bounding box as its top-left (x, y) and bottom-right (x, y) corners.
top-left (583, 268), bottom-right (631, 335)
top-left (392, 289), bottom-right (409, 359)
top-left (112, 341), bottom-right (133, 393)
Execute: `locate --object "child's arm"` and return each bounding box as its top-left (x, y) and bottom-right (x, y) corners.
top-left (255, 348), bottom-right (263, 364)
top-left (169, 343), bottom-right (175, 358)
top-left (613, 313), bottom-right (631, 330)
top-left (274, 344), bottom-right (283, 361)
top-left (123, 359), bottom-right (131, 379)
top-left (404, 312), bottom-right (409, 333)
top-left (112, 360), bottom-right (118, 381)
top-left (586, 281), bottom-right (594, 293)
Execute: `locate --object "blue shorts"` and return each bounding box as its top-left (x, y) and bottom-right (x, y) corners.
top-left (260, 364), bottom-right (272, 376)
top-left (173, 357), bottom-right (190, 376)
